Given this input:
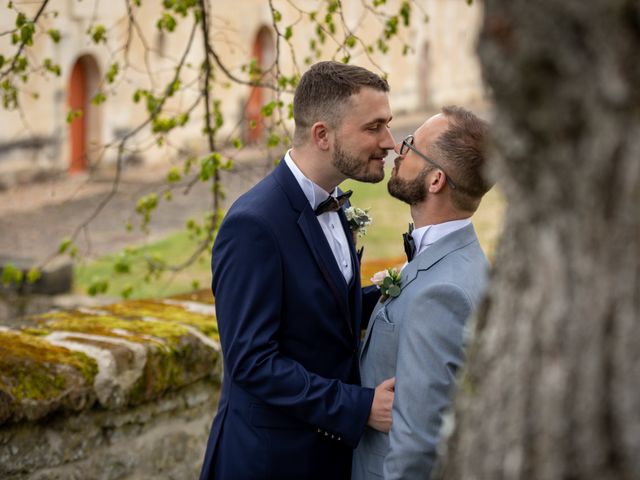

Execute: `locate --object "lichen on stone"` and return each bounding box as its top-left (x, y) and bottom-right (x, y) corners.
top-left (0, 330), bottom-right (98, 423)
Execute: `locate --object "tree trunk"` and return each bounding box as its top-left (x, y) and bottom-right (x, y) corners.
top-left (438, 1), bottom-right (640, 479)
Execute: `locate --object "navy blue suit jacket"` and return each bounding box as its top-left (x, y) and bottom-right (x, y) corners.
top-left (199, 160), bottom-right (380, 479)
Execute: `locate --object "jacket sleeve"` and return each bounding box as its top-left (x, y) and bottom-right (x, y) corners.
top-left (383, 283), bottom-right (472, 479)
top-left (212, 211), bottom-right (374, 447)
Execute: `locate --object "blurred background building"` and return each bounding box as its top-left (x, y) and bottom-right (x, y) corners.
top-left (0, 0), bottom-right (485, 187)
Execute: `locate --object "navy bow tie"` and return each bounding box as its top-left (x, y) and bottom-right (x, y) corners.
top-left (403, 223), bottom-right (416, 262)
top-left (314, 190), bottom-right (353, 216)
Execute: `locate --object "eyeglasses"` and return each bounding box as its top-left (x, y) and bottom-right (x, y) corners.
top-left (399, 135), bottom-right (458, 190)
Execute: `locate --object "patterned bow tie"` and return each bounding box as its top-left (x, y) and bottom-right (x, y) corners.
top-left (403, 222), bottom-right (416, 262)
top-left (314, 190), bottom-right (353, 216)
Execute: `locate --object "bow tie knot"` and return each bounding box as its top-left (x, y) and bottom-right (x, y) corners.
top-left (314, 190), bottom-right (353, 216)
top-left (403, 222), bottom-right (416, 262)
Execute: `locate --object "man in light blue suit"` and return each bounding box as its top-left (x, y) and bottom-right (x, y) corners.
top-left (353, 106), bottom-right (493, 479)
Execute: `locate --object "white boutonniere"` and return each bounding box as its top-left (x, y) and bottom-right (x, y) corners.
top-left (370, 268), bottom-right (402, 302)
top-left (344, 206), bottom-right (372, 238)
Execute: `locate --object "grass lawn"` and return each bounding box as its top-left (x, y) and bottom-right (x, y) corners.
top-left (75, 169), bottom-right (505, 299)
top-left (74, 230), bottom-right (212, 300)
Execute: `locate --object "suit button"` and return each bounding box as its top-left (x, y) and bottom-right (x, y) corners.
top-left (324, 431), bottom-right (329, 436)
top-left (337, 437), bottom-right (341, 441)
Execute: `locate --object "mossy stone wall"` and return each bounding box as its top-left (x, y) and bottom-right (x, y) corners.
top-left (0, 292), bottom-right (221, 479)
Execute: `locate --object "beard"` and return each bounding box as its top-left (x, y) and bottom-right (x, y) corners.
top-left (387, 163), bottom-right (432, 205)
top-left (332, 139), bottom-right (385, 183)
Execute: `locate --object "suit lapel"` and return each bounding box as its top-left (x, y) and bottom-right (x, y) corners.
top-left (395, 223), bottom-right (479, 295)
top-left (273, 161), bottom-right (352, 334)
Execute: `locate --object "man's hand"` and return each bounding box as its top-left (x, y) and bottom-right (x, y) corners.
top-left (367, 377), bottom-right (395, 432)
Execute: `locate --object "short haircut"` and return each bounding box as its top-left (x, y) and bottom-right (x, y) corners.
top-left (433, 105), bottom-right (493, 212)
top-left (292, 61), bottom-right (389, 145)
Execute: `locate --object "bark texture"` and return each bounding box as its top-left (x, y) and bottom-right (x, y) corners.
top-left (438, 1), bottom-right (640, 479)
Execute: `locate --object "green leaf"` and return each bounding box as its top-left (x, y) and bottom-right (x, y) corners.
top-left (43, 58), bottom-right (61, 76)
top-left (284, 25), bottom-right (293, 40)
top-left (388, 285), bottom-right (401, 297)
top-left (267, 132), bottom-right (280, 148)
top-left (1, 263), bottom-right (23, 286)
top-left (157, 13), bottom-right (177, 32)
top-left (400, 1), bottom-right (411, 27)
top-left (113, 255), bottom-right (131, 274)
top-left (200, 152), bottom-right (222, 181)
top-left (272, 9), bottom-right (282, 22)
top-left (167, 167), bottom-right (181, 183)
top-left (91, 91), bottom-right (107, 105)
top-left (58, 238), bottom-right (73, 254)
top-left (20, 22), bottom-right (35, 46)
top-left (87, 280), bottom-right (109, 296)
top-left (66, 109), bottom-right (83, 123)
top-left (26, 267), bottom-right (41, 284)
top-left (121, 285), bottom-right (134, 299)
top-left (89, 25), bottom-right (107, 44)
top-left (261, 101), bottom-right (276, 117)
top-left (47, 28), bottom-right (61, 43)
top-left (106, 62), bottom-right (119, 83)
top-left (15, 12), bottom-right (26, 28)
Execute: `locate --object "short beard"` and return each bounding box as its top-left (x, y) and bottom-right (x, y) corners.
top-left (387, 166), bottom-right (432, 205)
top-left (332, 139), bottom-right (385, 183)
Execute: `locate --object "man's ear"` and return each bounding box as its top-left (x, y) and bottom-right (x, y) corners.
top-left (428, 170), bottom-right (447, 193)
top-left (311, 122), bottom-right (331, 151)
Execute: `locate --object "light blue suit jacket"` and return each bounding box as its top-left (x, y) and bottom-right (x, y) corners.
top-left (352, 223), bottom-right (488, 479)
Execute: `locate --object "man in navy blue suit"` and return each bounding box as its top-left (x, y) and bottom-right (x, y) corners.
top-left (199, 61), bottom-right (397, 479)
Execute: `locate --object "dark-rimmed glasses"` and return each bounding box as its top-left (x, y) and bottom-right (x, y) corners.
top-left (399, 135), bottom-right (458, 190)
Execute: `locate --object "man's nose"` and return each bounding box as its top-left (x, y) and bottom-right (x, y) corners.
top-left (380, 127), bottom-right (395, 151)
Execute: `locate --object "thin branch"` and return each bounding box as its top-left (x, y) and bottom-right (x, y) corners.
top-left (0, 0), bottom-right (50, 81)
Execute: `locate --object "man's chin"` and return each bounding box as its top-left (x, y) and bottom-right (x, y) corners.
top-left (351, 168), bottom-right (385, 183)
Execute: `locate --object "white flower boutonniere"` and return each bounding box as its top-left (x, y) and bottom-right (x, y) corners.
top-left (370, 268), bottom-right (402, 302)
top-left (344, 206), bottom-right (372, 238)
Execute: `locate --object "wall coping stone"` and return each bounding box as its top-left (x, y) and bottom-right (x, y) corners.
top-left (0, 290), bottom-right (220, 426)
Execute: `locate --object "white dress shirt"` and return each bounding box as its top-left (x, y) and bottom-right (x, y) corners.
top-left (283, 150), bottom-right (353, 284)
top-left (411, 218), bottom-right (472, 258)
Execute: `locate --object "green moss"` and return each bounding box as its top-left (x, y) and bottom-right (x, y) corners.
top-left (38, 311), bottom-right (194, 344)
top-left (0, 331), bottom-right (98, 401)
top-left (129, 344), bottom-right (186, 403)
top-left (101, 299), bottom-right (219, 340)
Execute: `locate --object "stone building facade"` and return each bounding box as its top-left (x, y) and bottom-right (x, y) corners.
top-left (0, 0), bottom-right (484, 186)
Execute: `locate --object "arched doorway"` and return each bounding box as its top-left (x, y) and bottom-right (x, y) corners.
top-left (67, 55), bottom-right (100, 173)
top-left (245, 26), bottom-right (275, 144)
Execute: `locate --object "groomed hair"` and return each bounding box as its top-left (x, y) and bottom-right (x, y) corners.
top-left (432, 105), bottom-right (493, 212)
top-left (292, 61), bottom-right (389, 146)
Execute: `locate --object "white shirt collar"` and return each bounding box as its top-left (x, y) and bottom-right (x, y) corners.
top-left (283, 149), bottom-right (336, 210)
top-left (411, 218), bottom-right (471, 257)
